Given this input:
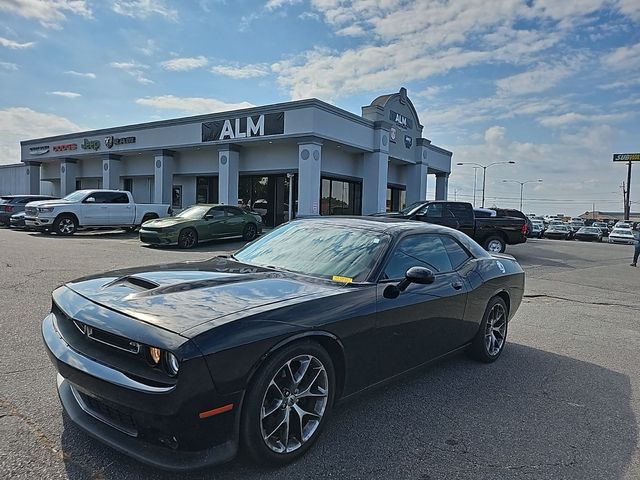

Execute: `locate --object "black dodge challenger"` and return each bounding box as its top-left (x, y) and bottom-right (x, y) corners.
top-left (43, 217), bottom-right (524, 471)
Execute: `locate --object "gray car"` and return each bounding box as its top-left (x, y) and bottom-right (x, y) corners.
top-left (0, 195), bottom-right (57, 226)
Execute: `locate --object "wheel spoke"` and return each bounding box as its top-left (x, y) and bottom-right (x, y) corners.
top-left (262, 398), bottom-right (283, 419)
top-left (294, 357), bottom-right (312, 386)
top-left (265, 411), bottom-right (287, 439)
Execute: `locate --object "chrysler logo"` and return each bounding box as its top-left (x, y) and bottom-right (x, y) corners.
top-left (105, 135), bottom-right (114, 149)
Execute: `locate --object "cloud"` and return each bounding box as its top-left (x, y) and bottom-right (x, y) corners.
top-left (495, 62), bottom-right (576, 96)
top-left (47, 91), bottom-right (81, 98)
top-left (265, 0), bottom-right (301, 11)
top-left (0, 107), bottom-right (82, 164)
top-left (0, 61), bottom-right (18, 71)
top-left (210, 63), bottom-right (270, 79)
top-left (110, 61), bottom-right (153, 84)
top-left (135, 95), bottom-right (254, 114)
top-left (160, 56), bottom-right (208, 71)
top-left (0, 0), bottom-right (92, 29)
top-left (484, 126), bottom-right (507, 144)
top-left (64, 70), bottom-right (95, 79)
top-left (0, 36), bottom-right (35, 49)
top-left (537, 112), bottom-right (630, 127)
top-left (601, 41), bottom-right (640, 71)
top-left (112, 0), bottom-right (178, 20)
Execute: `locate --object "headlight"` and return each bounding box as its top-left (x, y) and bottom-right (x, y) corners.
top-left (38, 207), bottom-right (54, 213)
top-left (164, 352), bottom-right (180, 376)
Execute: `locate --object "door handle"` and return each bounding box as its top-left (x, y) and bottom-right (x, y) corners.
top-left (451, 282), bottom-right (463, 290)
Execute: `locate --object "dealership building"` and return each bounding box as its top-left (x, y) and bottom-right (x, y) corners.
top-left (18, 88), bottom-right (452, 227)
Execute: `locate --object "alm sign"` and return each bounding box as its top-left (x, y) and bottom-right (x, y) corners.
top-left (202, 112), bottom-right (285, 142)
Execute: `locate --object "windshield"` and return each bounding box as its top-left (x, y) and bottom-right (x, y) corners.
top-left (177, 205), bottom-right (210, 219)
top-left (612, 229), bottom-right (632, 236)
top-left (399, 201), bottom-right (425, 215)
top-left (579, 227), bottom-right (599, 233)
top-left (234, 221), bottom-right (390, 282)
top-left (63, 191), bottom-right (89, 202)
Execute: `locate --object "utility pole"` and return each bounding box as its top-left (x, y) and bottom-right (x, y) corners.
top-left (625, 161), bottom-right (632, 221)
top-left (473, 167), bottom-right (479, 207)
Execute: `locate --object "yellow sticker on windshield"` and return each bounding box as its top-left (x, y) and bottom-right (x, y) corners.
top-left (332, 275), bottom-right (353, 283)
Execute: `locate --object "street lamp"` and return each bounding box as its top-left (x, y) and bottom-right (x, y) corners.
top-left (501, 179), bottom-right (543, 212)
top-left (456, 161), bottom-right (516, 208)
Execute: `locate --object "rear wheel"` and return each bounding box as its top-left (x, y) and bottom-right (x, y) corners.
top-left (53, 215), bottom-right (77, 236)
top-left (483, 235), bottom-right (506, 253)
top-left (241, 341), bottom-right (335, 466)
top-left (177, 228), bottom-right (198, 249)
top-left (243, 223), bottom-right (258, 241)
top-left (469, 296), bottom-right (508, 363)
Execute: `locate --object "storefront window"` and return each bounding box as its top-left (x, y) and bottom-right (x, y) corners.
top-left (172, 185), bottom-right (182, 209)
top-left (387, 186), bottom-right (407, 212)
top-left (239, 174), bottom-right (297, 227)
top-left (196, 176), bottom-right (218, 204)
top-left (321, 177), bottom-right (362, 216)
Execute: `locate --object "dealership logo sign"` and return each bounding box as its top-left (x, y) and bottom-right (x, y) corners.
top-left (104, 135), bottom-right (136, 149)
top-left (389, 109), bottom-right (413, 130)
top-left (202, 112), bottom-right (285, 142)
top-left (29, 145), bottom-right (50, 155)
top-left (81, 138), bottom-right (100, 151)
top-left (52, 143), bottom-right (77, 152)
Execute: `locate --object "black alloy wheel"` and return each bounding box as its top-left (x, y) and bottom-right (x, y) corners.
top-left (243, 223), bottom-right (258, 241)
top-left (177, 228), bottom-right (198, 249)
top-left (54, 214), bottom-right (77, 236)
top-left (241, 341), bottom-right (335, 466)
top-left (469, 296), bottom-right (508, 363)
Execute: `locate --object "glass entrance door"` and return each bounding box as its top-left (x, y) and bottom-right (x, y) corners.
top-left (239, 174), bottom-right (297, 227)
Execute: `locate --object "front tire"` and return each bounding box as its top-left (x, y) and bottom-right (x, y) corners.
top-left (53, 214), bottom-right (77, 236)
top-left (483, 235), bottom-right (506, 253)
top-left (469, 296), bottom-right (508, 363)
top-left (177, 228), bottom-right (198, 249)
top-left (241, 341), bottom-right (335, 466)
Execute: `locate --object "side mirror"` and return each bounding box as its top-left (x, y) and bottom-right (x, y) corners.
top-left (85, 197), bottom-right (95, 203)
top-left (204, 214), bottom-right (214, 220)
top-left (383, 266), bottom-right (435, 299)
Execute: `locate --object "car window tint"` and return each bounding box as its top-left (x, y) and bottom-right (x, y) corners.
top-left (225, 206), bottom-right (244, 216)
top-left (112, 193), bottom-right (129, 204)
top-left (87, 192), bottom-right (110, 203)
top-left (383, 234), bottom-right (453, 279)
top-left (441, 236), bottom-right (471, 269)
top-left (447, 203), bottom-right (473, 223)
top-left (424, 203), bottom-right (443, 218)
top-left (207, 207), bottom-right (225, 218)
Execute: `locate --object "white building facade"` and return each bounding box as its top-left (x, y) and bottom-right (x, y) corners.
top-left (19, 88), bottom-right (452, 227)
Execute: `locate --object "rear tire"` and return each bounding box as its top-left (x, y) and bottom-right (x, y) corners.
top-left (53, 214), bottom-right (77, 236)
top-left (243, 223), bottom-right (258, 241)
top-left (469, 296), bottom-right (508, 363)
top-left (241, 341), bottom-right (335, 466)
top-left (177, 228), bottom-right (198, 249)
top-left (483, 236), bottom-right (506, 253)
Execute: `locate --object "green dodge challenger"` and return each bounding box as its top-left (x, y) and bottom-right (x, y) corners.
top-left (139, 204), bottom-right (262, 248)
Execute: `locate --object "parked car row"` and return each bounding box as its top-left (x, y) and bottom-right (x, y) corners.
top-left (2, 189), bottom-right (265, 250)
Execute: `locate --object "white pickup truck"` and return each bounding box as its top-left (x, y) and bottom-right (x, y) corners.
top-left (24, 189), bottom-right (171, 235)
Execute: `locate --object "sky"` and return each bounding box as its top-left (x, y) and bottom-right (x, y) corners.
top-left (1, 0), bottom-right (639, 216)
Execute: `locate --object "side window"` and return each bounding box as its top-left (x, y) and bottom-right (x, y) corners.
top-left (383, 234), bottom-right (453, 280)
top-left (225, 206), bottom-right (244, 216)
top-left (111, 193), bottom-right (129, 204)
top-left (447, 203), bottom-right (473, 223)
top-left (424, 203), bottom-right (443, 218)
top-left (441, 236), bottom-right (472, 269)
top-left (207, 207), bottom-right (225, 218)
top-left (86, 192), bottom-right (110, 203)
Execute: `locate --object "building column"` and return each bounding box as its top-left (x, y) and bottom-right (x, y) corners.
top-left (218, 145), bottom-right (240, 205)
top-left (60, 159), bottom-right (77, 195)
top-left (25, 162), bottom-right (41, 194)
top-left (154, 150), bottom-right (174, 204)
top-left (102, 154), bottom-right (121, 190)
top-left (297, 138), bottom-right (322, 216)
top-left (405, 162), bottom-right (429, 204)
top-left (362, 121), bottom-right (390, 215)
top-left (435, 172), bottom-right (449, 200)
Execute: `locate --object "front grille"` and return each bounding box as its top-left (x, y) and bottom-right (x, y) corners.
top-left (73, 387), bottom-right (138, 436)
top-left (72, 320), bottom-right (141, 354)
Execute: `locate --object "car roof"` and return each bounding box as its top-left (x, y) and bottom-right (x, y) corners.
top-left (293, 215), bottom-right (459, 235)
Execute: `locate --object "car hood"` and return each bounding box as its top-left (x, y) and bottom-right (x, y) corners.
top-left (64, 257), bottom-right (347, 337)
top-left (26, 199), bottom-right (70, 208)
top-left (142, 217), bottom-right (193, 228)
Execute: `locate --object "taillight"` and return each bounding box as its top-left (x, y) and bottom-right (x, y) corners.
top-left (522, 224), bottom-right (528, 234)
top-left (5, 205), bottom-right (14, 213)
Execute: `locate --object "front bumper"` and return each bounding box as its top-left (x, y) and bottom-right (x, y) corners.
top-left (609, 237), bottom-right (637, 244)
top-left (139, 229), bottom-right (178, 245)
top-left (42, 311), bottom-right (241, 471)
top-left (25, 216), bottom-right (54, 230)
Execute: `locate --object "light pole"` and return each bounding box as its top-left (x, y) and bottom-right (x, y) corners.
top-left (501, 179), bottom-right (543, 211)
top-left (473, 167), bottom-right (480, 207)
top-left (456, 161), bottom-right (516, 208)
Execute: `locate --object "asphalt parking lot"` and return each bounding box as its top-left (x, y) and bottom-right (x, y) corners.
top-left (1, 228), bottom-right (639, 480)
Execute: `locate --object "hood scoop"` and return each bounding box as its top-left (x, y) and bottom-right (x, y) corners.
top-left (102, 275), bottom-right (160, 291)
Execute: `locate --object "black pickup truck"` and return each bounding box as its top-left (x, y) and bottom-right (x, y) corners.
top-left (375, 201), bottom-right (527, 253)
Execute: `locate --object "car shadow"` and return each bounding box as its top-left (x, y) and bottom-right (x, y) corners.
top-left (140, 237), bottom-right (249, 253)
top-left (25, 230), bottom-right (140, 240)
top-left (59, 343), bottom-right (636, 480)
